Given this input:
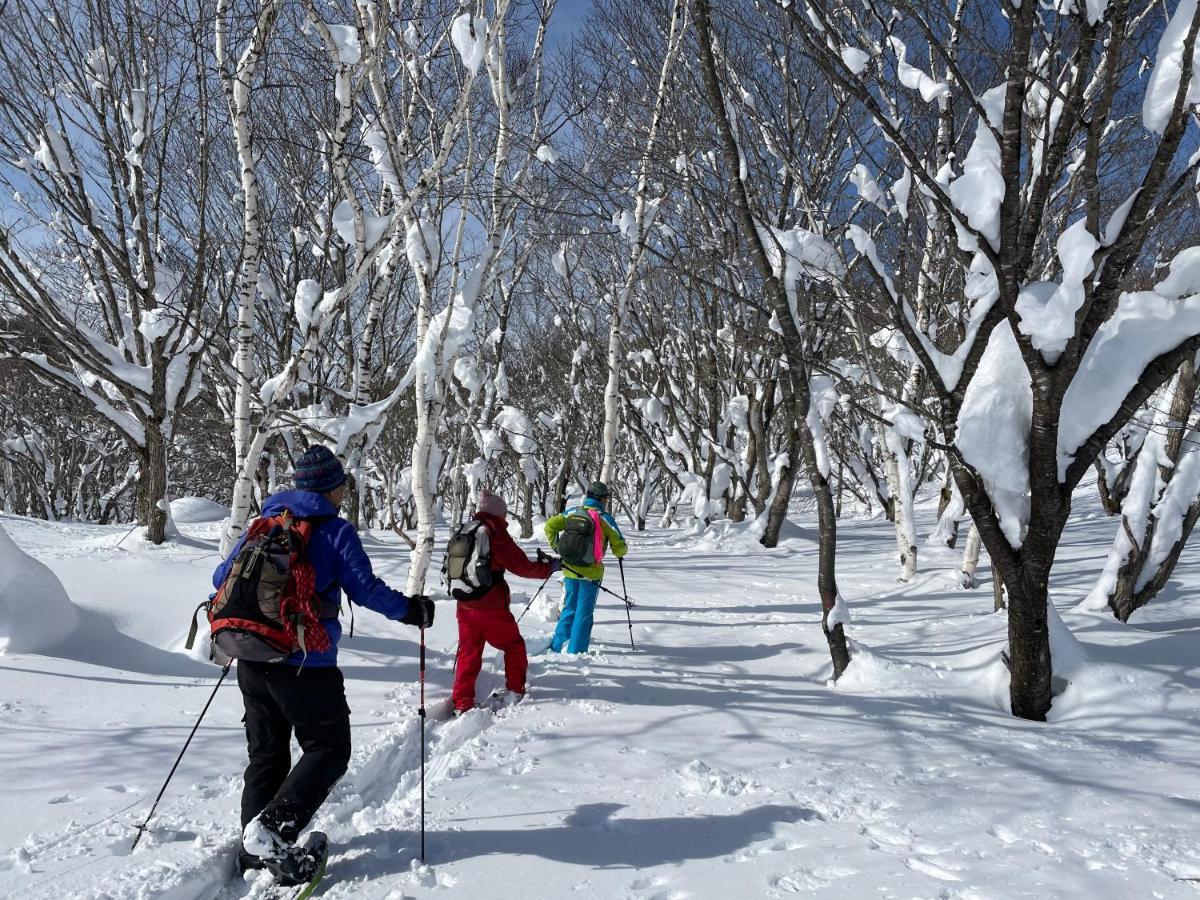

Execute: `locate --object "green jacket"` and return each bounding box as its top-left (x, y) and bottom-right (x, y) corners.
top-left (545, 498), bottom-right (628, 581)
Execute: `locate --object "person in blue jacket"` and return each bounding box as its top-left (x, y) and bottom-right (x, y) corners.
top-left (213, 445), bottom-right (434, 879)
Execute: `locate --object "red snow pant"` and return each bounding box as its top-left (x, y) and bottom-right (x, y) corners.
top-left (452, 603), bottom-right (528, 712)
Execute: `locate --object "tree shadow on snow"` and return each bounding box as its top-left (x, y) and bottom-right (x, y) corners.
top-left (636, 641), bottom-right (807, 663)
top-left (338, 802), bottom-right (819, 877)
top-left (526, 650), bottom-right (1200, 798)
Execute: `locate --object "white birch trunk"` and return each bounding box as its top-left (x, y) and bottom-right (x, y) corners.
top-left (406, 291), bottom-right (440, 596)
top-left (882, 425), bottom-right (918, 581)
top-left (961, 524), bottom-right (982, 589)
top-left (218, 0), bottom-right (283, 554)
top-left (404, 3), bottom-right (521, 593)
top-left (1, 457), bottom-right (13, 513)
top-left (846, 296), bottom-right (919, 582)
top-left (221, 2), bottom-right (475, 552)
top-left (600, 0), bottom-right (686, 483)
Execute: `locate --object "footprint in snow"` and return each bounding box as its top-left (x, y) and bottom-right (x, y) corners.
top-left (861, 822), bottom-right (914, 851)
top-left (505, 757), bottom-right (537, 776)
top-left (905, 856), bottom-right (963, 882)
top-left (769, 865), bottom-right (855, 894)
top-left (570, 699), bottom-right (616, 715)
top-left (727, 838), bottom-right (804, 865)
top-left (988, 824), bottom-right (1018, 845)
top-left (630, 875), bottom-right (669, 890)
top-left (676, 759), bottom-right (762, 798)
top-left (988, 823), bottom-right (1056, 856)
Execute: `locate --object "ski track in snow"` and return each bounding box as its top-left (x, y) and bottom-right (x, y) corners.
top-left (2, 488), bottom-right (1200, 899)
top-left (2, 670), bottom-right (519, 900)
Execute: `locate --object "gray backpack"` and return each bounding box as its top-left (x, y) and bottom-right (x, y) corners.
top-left (558, 508), bottom-right (598, 568)
top-left (443, 519), bottom-right (494, 592)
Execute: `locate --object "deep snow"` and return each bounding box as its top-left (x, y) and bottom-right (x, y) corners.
top-left (0, 485), bottom-right (1198, 899)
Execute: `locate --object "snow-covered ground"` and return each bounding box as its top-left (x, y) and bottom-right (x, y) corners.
top-left (1, 488), bottom-right (1198, 899)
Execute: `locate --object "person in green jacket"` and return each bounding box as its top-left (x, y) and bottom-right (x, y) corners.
top-left (544, 481), bottom-right (628, 652)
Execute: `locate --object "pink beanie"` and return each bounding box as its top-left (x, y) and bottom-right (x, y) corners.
top-left (477, 489), bottom-right (507, 518)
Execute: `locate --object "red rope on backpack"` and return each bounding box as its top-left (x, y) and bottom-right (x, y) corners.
top-left (280, 559), bottom-right (330, 654)
top-left (279, 564), bottom-right (331, 657)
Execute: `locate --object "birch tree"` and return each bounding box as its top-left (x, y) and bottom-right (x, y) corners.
top-left (216, 0), bottom-right (284, 552)
top-left (596, 0), bottom-right (688, 484)
top-left (217, 0), bottom-right (498, 555)
top-left (401, 0), bottom-right (558, 594)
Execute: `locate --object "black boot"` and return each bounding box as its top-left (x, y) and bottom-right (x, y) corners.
top-left (237, 846), bottom-right (265, 875)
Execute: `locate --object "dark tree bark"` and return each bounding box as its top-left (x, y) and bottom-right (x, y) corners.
top-left (785, 0), bottom-right (1200, 718)
top-left (695, 0), bottom-right (850, 678)
top-left (137, 420), bottom-right (170, 545)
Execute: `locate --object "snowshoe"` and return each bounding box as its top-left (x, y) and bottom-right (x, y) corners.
top-left (263, 831), bottom-right (328, 888)
top-left (486, 689), bottom-right (525, 712)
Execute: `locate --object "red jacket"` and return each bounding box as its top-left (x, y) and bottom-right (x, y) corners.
top-left (458, 512), bottom-right (553, 609)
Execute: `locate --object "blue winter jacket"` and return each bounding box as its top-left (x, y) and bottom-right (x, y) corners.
top-left (212, 490), bottom-right (412, 667)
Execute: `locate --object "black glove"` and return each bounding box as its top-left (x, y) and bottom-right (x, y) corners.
top-left (401, 594), bottom-right (435, 628)
top-left (537, 548), bottom-right (562, 573)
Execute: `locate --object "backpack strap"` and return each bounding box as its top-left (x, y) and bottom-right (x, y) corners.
top-left (475, 517), bottom-right (504, 584)
top-left (184, 598), bottom-right (211, 651)
top-left (588, 509), bottom-right (604, 561)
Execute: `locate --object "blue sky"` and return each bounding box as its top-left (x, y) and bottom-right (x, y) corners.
top-left (550, 0), bottom-right (594, 40)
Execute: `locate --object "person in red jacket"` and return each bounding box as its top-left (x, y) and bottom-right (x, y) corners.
top-left (452, 489), bottom-right (560, 714)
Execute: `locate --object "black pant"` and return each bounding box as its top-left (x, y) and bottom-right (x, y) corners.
top-left (238, 661), bottom-right (352, 844)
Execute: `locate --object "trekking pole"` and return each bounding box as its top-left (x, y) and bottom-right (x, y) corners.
top-left (516, 574), bottom-right (553, 625)
top-left (618, 558), bottom-right (635, 651)
top-left (560, 564), bottom-right (636, 607)
top-left (131, 661), bottom-right (232, 851)
top-left (419, 624), bottom-right (427, 864)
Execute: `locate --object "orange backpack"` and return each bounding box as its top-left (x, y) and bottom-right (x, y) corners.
top-left (187, 511), bottom-right (329, 664)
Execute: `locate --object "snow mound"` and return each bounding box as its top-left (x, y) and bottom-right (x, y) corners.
top-left (676, 759), bottom-right (762, 797)
top-left (953, 604), bottom-right (1167, 721)
top-left (169, 497), bottom-right (230, 524)
top-left (1045, 605), bottom-right (1165, 723)
top-left (832, 641), bottom-right (927, 693)
top-left (0, 522), bottom-right (82, 654)
top-left (681, 517), bottom-right (814, 552)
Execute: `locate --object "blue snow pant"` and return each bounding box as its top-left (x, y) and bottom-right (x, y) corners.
top-left (551, 577), bottom-right (601, 653)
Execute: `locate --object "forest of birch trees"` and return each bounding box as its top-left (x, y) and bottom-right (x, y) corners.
top-left (2, 0), bottom-right (1199, 721)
